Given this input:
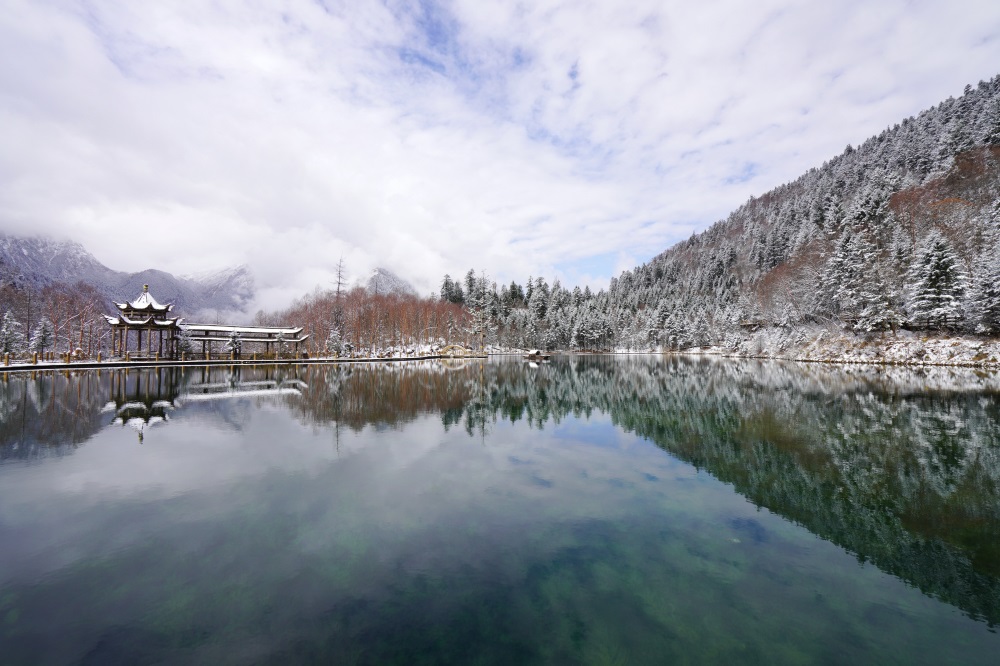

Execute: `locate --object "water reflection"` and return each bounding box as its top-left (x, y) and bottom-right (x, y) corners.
top-left (1, 357), bottom-right (1000, 662)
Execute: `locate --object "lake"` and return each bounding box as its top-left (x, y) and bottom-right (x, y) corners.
top-left (1, 356), bottom-right (1000, 664)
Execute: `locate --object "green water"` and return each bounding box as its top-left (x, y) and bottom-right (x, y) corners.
top-left (1, 356), bottom-right (999, 664)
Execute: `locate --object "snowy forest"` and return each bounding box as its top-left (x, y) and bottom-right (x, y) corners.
top-left (3, 75), bottom-right (1000, 359)
top-left (280, 73), bottom-right (1000, 357)
top-left (428, 75), bottom-right (1000, 353)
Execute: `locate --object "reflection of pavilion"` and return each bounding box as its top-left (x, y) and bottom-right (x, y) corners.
top-left (101, 366), bottom-right (308, 441)
top-left (179, 365), bottom-right (307, 402)
top-left (102, 367), bottom-right (183, 442)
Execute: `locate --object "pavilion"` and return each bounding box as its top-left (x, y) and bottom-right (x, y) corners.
top-left (104, 285), bottom-right (183, 359)
top-left (105, 285), bottom-right (309, 360)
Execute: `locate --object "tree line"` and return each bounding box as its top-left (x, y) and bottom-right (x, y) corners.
top-left (436, 76), bottom-right (1000, 351)
top-left (0, 282), bottom-right (107, 360)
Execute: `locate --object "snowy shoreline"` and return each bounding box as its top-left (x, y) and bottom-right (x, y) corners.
top-left (668, 328), bottom-right (1000, 368)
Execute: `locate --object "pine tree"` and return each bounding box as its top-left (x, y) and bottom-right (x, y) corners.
top-left (29, 318), bottom-right (54, 356)
top-left (908, 231), bottom-right (967, 330)
top-left (327, 327), bottom-right (345, 356)
top-left (0, 311), bottom-right (26, 357)
top-left (440, 274), bottom-right (454, 303)
top-left (969, 246), bottom-right (1000, 335)
top-left (177, 327), bottom-right (194, 355)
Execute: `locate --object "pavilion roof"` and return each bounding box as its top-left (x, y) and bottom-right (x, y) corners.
top-left (181, 323), bottom-right (304, 336)
top-left (104, 314), bottom-right (182, 327)
top-left (115, 285), bottom-right (172, 313)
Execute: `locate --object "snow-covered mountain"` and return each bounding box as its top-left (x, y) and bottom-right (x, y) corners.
top-left (361, 267), bottom-right (417, 296)
top-left (0, 234), bottom-right (254, 315)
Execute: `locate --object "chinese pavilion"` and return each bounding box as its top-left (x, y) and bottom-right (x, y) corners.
top-left (104, 285), bottom-right (183, 359)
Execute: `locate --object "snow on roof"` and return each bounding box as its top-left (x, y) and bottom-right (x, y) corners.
top-left (116, 284), bottom-right (172, 313)
top-left (106, 314), bottom-right (180, 327)
top-left (181, 323), bottom-right (303, 335)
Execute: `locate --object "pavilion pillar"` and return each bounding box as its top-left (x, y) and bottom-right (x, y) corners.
top-left (124, 326), bottom-right (129, 355)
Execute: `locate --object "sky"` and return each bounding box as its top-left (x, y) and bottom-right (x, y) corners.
top-left (2, 0), bottom-right (1000, 309)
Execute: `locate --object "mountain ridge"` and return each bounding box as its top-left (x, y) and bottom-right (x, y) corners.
top-left (0, 233), bottom-right (255, 317)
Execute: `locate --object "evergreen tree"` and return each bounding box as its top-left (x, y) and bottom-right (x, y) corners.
top-left (29, 318), bottom-right (54, 356)
top-left (0, 311), bottom-right (26, 357)
top-left (177, 327), bottom-right (194, 355)
top-left (969, 247), bottom-right (1000, 334)
top-left (327, 327), bottom-right (346, 356)
top-left (528, 282), bottom-right (548, 321)
top-left (464, 269), bottom-right (477, 304)
top-left (440, 274), bottom-right (454, 302)
top-left (908, 231), bottom-right (967, 330)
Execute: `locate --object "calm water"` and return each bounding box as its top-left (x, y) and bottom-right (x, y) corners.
top-left (2, 356), bottom-right (1000, 664)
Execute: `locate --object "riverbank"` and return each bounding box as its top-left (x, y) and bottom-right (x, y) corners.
top-left (684, 327), bottom-right (1000, 367)
top-left (0, 353), bottom-right (482, 374)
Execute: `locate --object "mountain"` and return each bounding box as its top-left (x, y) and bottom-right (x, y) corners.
top-left (0, 234), bottom-right (254, 316)
top-left (604, 76), bottom-right (1000, 347)
top-left (362, 267), bottom-right (417, 297)
top-left (431, 73), bottom-right (1000, 355)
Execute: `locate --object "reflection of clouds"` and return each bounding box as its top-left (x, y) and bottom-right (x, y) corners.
top-left (0, 394), bottom-right (685, 592)
top-left (4, 357), bottom-right (1000, 628)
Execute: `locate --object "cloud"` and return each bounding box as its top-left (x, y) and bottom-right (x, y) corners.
top-left (1, 0), bottom-right (1000, 308)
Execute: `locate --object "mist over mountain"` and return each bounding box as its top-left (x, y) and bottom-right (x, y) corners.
top-left (362, 267), bottom-right (417, 297)
top-left (0, 234), bottom-right (254, 317)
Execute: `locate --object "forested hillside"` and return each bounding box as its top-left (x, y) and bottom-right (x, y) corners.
top-left (441, 75), bottom-right (1000, 353)
top-left (77, 74), bottom-right (1000, 360)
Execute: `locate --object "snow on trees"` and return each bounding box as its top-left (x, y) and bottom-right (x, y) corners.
top-left (969, 245), bottom-right (1000, 334)
top-left (29, 318), bottom-right (54, 356)
top-left (176, 326), bottom-right (194, 355)
top-left (0, 311), bottom-right (26, 357)
top-left (224, 330), bottom-right (242, 357)
top-left (254, 76), bottom-right (1000, 357)
top-left (326, 327), bottom-right (346, 356)
top-left (908, 231), bottom-right (967, 330)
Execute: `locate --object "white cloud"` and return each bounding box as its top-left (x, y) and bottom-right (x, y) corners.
top-left (1, 0), bottom-right (999, 307)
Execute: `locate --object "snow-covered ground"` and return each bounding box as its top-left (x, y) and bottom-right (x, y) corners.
top-left (684, 326), bottom-right (1000, 367)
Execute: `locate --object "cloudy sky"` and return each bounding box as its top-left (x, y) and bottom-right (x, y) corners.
top-left (2, 1), bottom-right (1000, 307)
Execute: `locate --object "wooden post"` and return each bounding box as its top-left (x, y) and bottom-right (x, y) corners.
top-left (32, 352), bottom-right (38, 365)
top-left (97, 352), bottom-right (101, 363)
top-left (3, 353), bottom-right (8, 366)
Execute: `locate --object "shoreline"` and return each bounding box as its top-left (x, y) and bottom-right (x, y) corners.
top-left (4, 333), bottom-right (1000, 373)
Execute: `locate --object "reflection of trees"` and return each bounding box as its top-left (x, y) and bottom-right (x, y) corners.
top-left (0, 371), bottom-right (109, 459)
top-left (288, 361), bottom-right (482, 432)
top-left (0, 365), bottom-right (312, 454)
top-left (4, 358), bottom-right (1000, 623)
top-left (292, 355), bottom-right (1000, 625)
